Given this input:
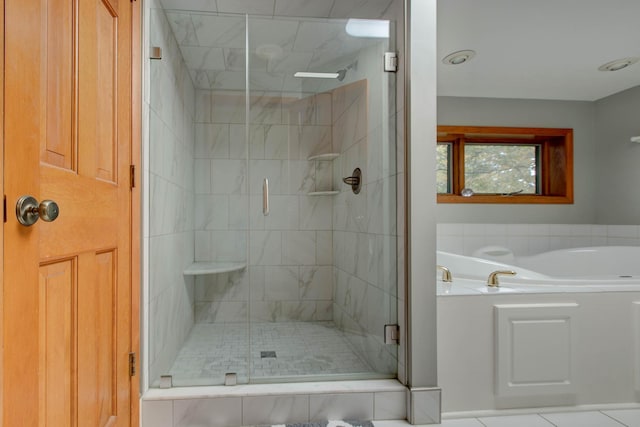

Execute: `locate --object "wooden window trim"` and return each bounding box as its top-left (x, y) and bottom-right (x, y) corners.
top-left (437, 125), bottom-right (574, 204)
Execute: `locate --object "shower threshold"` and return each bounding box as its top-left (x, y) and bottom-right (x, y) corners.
top-left (164, 321), bottom-right (385, 387)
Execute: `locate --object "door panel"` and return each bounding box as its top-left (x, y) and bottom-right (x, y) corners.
top-left (39, 259), bottom-right (75, 427)
top-left (3, 0), bottom-right (135, 425)
top-left (78, 250), bottom-right (117, 425)
top-left (44, 0), bottom-right (74, 169)
top-left (82, 0), bottom-right (118, 182)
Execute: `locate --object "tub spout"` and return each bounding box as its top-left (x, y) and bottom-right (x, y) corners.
top-left (437, 265), bottom-right (453, 282)
top-left (487, 270), bottom-right (516, 287)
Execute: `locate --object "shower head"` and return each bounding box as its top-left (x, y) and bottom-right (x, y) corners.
top-left (335, 60), bottom-right (358, 82)
top-left (294, 71), bottom-right (339, 79)
top-left (293, 61), bottom-right (357, 81)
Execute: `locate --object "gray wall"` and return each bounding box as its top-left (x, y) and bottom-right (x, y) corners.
top-left (436, 96), bottom-right (598, 224)
top-left (595, 86), bottom-right (640, 224)
top-left (407, 0), bottom-right (439, 394)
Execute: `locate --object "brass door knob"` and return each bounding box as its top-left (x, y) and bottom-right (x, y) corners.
top-left (38, 199), bottom-right (60, 222)
top-left (16, 195), bottom-right (60, 226)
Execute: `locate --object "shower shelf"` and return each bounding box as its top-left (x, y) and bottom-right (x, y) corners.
top-left (307, 153), bottom-right (339, 161)
top-left (307, 190), bottom-right (339, 196)
top-left (183, 261), bottom-right (246, 276)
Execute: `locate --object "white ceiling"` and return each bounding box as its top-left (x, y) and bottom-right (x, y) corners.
top-left (437, 0), bottom-right (640, 101)
top-left (160, 0), bottom-right (640, 100)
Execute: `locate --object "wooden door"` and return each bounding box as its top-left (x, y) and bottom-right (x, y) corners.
top-left (3, 0), bottom-right (139, 425)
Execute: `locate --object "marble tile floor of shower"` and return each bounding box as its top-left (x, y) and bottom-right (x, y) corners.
top-left (167, 321), bottom-right (374, 386)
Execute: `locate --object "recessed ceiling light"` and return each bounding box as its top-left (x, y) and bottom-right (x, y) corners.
top-left (442, 50), bottom-right (476, 65)
top-left (598, 57), bottom-right (639, 72)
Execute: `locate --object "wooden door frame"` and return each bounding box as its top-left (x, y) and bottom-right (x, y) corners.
top-left (0, 0), bottom-right (4, 423)
top-left (130, 0), bottom-right (142, 424)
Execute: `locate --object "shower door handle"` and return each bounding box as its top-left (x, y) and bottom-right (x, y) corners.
top-left (263, 178), bottom-right (269, 216)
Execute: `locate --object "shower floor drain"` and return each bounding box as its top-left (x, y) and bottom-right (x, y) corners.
top-left (260, 351), bottom-right (277, 358)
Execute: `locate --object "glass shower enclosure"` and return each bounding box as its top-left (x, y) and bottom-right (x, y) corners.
top-left (147, 1), bottom-right (400, 387)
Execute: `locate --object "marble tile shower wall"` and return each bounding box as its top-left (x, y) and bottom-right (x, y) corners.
top-left (437, 223), bottom-right (640, 256)
top-left (148, 0), bottom-right (196, 385)
top-left (193, 89), bottom-right (335, 322)
top-left (331, 79), bottom-right (398, 374)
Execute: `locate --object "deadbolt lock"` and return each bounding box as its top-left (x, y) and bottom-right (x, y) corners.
top-left (16, 195), bottom-right (60, 226)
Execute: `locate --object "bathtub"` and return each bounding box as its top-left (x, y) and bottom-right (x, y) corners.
top-left (437, 246), bottom-right (640, 286)
top-left (436, 246), bottom-right (640, 415)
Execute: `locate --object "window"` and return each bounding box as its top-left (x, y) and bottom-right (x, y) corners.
top-left (437, 126), bottom-right (573, 204)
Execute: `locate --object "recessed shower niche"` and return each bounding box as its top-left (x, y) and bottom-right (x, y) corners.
top-left (147, 2), bottom-right (403, 387)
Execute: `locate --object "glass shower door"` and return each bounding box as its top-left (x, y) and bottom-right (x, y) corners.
top-left (148, 3), bottom-right (399, 387)
top-left (247, 15), bottom-right (398, 382)
top-left (148, 6), bottom-right (252, 387)
top-left (188, 13), bottom-right (252, 385)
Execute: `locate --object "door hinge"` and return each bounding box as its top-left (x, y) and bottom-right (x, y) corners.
top-left (129, 165), bottom-right (136, 189)
top-left (384, 324), bottom-right (400, 344)
top-left (3, 195), bottom-right (6, 223)
top-left (150, 47), bottom-right (162, 60)
top-left (384, 52), bottom-right (398, 73)
top-left (128, 352), bottom-right (136, 377)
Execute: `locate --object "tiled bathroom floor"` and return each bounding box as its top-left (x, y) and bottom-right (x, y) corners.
top-left (168, 321), bottom-right (374, 386)
top-left (375, 408), bottom-right (640, 426)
